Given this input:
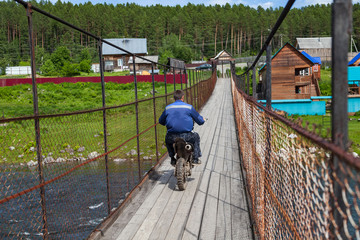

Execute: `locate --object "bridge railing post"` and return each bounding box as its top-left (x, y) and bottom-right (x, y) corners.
top-left (264, 42), bottom-right (273, 238)
top-left (247, 72), bottom-right (250, 95)
top-left (164, 68), bottom-right (168, 106)
top-left (331, 0), bottom-right (352, 237)
top-left (252, 67), bottom-right (257, 100)
top-left (173, 66), bottom-right (176, 92)
top-left (151, 63), bottom-right (159, 162)
top-left (195, 70), bottom-right (198, 110)
top-left (26, 4), bottom-right (49, 238)
top-left (98, 39), bottom-right (111, 215)
top-left (132, 56), bottom-right (142, 181)
top-left (266, 43), bottom-right (272, 109)
top-left (184, 69), bottom-right (189, 104)
top-left (180, 69), bottom-right (183, 90)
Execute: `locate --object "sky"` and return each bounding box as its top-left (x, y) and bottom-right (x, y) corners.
top-left (49, 0), bottom-right (360, 9)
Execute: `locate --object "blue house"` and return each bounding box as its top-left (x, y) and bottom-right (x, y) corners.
top-left (348, 52), bottom-right (360, 66)
top-left (348, 53), bottom-right (360, 94)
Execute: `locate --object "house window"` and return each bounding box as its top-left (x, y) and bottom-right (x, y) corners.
top-left (295, 67), bottom-right (310, 76)
top-left (105, 61), bottom-right (114, 67)
top-left (104, 60), bottom-right (114, 71)
top-left (117, 59), bottom-right (123, 69)
top-left (313, 65), bottom-right (318, 72)
top-left (295, 86), bottom-right (301, 94)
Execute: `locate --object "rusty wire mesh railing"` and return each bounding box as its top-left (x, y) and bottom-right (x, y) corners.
top-left (231, 77), bottom-right (360, 239)
top-left (0, 1), bottom-right (217, 239)
top-left (230, 0), bottom-right (360, 238)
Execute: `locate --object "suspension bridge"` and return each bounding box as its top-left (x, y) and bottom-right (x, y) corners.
top-left (1, 0), bottom-right (360, 239)
top-left (88, 77), bottom-right (253, 240)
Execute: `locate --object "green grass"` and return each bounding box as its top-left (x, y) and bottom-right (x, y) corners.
top-left (319, 68), bottom-right (332, 96)
top-left (1, 108), bottom-right (168, 165)
top-left (291, 114), bottom-right (360, 155)
top-left (0, 81), bottom-right (184, 118)
top-left (0, 75), bottom-right (30, 79)
top-left (1, 95), bottom-right (170, 165)
top-left (0, 78), bottom-right (205, 164)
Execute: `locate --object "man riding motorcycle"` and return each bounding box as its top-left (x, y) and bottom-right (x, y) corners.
top-left (159, 90), bottom-right (205, 166)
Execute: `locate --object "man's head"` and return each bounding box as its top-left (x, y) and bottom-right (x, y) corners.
top-left (174, 90), bottom-right (185, 101)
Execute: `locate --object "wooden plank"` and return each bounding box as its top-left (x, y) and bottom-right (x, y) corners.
top-left (101, 166), bottom-right (173, 240)
top-left (149, 172), bottom-right (201, 240)
top-left (230, 171), bottom-right (252, 239)
top-left (224, 146), bottom-right (233, 172)
top-left (223, 114), bottom-right (234, 171)
top-left (199, 171), bottom-right (220, 239)
top-left (181, 157), bottom-right (214, 240)
top-left (216, 171), bottom-right (232, 239)
top-left (131, 174), bottom-right (178, 240)
top-left (114, 170), bottom-right (174, 240)
top-left (214, 138), bottom-right (225, 173)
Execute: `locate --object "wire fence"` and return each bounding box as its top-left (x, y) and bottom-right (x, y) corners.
top-left (231, 0), bottom-right (360, 239)
top-left (0, 1), bottom-right (217, 239)
top-left (231, 76), bottom-right (360, 239)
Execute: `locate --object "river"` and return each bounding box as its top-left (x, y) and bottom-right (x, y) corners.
top-left (0, 160), bottom-right (153, 239)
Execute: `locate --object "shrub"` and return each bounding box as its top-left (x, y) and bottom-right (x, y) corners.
top-left (79, 59), bottom-right (91, 73)
top-left (60, 62), bottom-right (80, 77)
top-left (40, 59), bottom-right (58, 76)
top-left (19, 61), bottom-right (30, 66)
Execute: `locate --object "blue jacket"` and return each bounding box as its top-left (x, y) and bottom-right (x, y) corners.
top-left (159, 100), bottom-right (205, 133)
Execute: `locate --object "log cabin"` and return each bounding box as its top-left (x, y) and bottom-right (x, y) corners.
top-left (258, 43), bottom-right (321, 100)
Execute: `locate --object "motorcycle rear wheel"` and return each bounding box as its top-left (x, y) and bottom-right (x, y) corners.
top-left (176, 158), bottom-right (187, 190)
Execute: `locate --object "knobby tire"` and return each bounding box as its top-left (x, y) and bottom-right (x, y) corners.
top-left (176, 158), bottom-right (187, 190)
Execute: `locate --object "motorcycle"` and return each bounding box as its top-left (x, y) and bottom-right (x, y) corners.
top-left (173, 138), bottom-right (194, 191)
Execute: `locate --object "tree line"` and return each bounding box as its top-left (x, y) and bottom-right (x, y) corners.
top-left (0, 0), bottom-right (360, 71)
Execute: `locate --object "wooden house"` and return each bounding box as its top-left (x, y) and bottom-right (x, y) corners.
top-left (102, 38), bottom-right (147, 72)
top-left (296, 37), bottom-right (331, 63)
top-left (211, 50), bottom-right (235, 62)
top-left (258, 43), bottom-right (321, 100)
top-left (211, 50), bottom-right (235, 77)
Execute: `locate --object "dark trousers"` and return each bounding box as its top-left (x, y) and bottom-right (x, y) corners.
top-left (165, 132), bottom-right (202, 160)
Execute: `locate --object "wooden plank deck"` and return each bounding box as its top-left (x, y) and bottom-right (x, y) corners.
top-left (90, 78), bottom-right (253, 240)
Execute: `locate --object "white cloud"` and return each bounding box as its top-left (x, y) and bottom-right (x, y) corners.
top-left (250, 1), bottom-right (274, 9)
